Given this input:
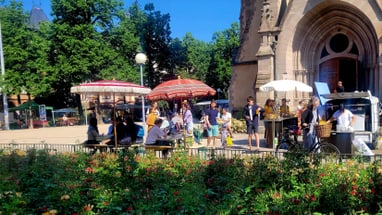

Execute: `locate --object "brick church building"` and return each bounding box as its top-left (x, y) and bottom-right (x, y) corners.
top-left (230, 0), bottom-right (382, 111)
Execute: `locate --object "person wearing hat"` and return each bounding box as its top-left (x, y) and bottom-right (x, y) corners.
top-left (279, 98), bottom-right (290, 117)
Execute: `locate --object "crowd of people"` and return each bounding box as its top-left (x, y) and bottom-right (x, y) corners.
top-left (85, 80), bottom-right (354, 152)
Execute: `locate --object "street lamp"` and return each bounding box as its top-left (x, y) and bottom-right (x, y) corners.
top-left (135, 53), bottom-right (147, 139)
top-left (217, 88), bottom-right (222, 100)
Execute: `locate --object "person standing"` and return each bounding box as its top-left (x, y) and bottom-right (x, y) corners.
top-left (263, 99), bottom-right (275, 118)
top-left (182, 102), bottom-right (194, 136)
top-left (242, 96), bottom-right (262, 151)
top-left (279, 98), bottom-right (290, 117)
top-left (146, 101), bottom-right (160, 117)
top-left (335, 81), bottom-right (345, 93)
top-left (301, 96), bottom-right (320, 150)
top-left (327, 104), bottom-right (355, 131)
top-left (146, 108), bottom-right (158, 132)
top-left (221, 107), bottom-right (233, 138)
top-left (296, 100), bottom-right (307, 129)
top-left (205, 100), bottom-right (219, 149)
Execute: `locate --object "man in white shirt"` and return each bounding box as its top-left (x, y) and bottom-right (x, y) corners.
top-left (327, 104), bottom-right (355, 131)
top-left (145, 118), bottom-right (167, 145)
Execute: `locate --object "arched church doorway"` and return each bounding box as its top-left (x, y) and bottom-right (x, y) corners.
top-left (319, 58), bottom-right (357, 92)
top-left (318, 33), bottom-right (359, 93)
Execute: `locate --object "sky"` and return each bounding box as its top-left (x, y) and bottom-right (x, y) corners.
top-left (16, 0), bottom-right (240, 42)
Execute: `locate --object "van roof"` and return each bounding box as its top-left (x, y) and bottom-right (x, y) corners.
top-left (194, 99), bottom-right (229, 106)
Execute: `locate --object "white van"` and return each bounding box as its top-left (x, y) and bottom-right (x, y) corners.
top-left (315, 82), bottom-right (380, 148)
top-left (192, 99), bottom-right (229, 121)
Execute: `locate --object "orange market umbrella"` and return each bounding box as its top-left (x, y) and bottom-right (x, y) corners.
top-left (146, 77), bottom-right (216, 101)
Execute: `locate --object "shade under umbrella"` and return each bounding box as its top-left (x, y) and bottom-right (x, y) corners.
top-left (146, 77), bottom-right (216, 101)
top-left (70, 80), bottom-right (151, 148)
top-left (259, 80), bottom-right (313, 92)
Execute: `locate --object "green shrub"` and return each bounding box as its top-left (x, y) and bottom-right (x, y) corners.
top-left (0, 149), bottom-right (381, 214)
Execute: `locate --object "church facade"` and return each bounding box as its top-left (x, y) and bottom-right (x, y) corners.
top-left (230, 0), bottom-right (382, 111)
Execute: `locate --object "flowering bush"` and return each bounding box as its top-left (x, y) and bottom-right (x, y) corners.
top-left (0, 148), bottom-right (381, 214)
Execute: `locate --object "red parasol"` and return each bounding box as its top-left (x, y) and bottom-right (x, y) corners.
top-left (146, 77), bottom-right (216, 101)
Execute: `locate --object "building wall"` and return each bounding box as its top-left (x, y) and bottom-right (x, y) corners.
top-left (231, 0), bottom-right (382, 113)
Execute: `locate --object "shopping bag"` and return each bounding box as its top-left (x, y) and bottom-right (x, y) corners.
top-left (352, 138), bottom-right (374, 156)
top-left (226, 135), bottom-right (233, 147)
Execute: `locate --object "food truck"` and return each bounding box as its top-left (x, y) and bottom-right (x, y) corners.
top-left (315, 82), bottom-right (380, 152)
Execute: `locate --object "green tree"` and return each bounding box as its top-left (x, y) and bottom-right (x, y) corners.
top-left (206, 22), bottom-right (239, 98)
top-left (48, 0), bottom-right (127, 106)
top-left (139, 3), bottom-right (172, 88)
top-left (180, 32), bottom-right (211, 81)
top-left (0, 0), bottom-right (51, 98)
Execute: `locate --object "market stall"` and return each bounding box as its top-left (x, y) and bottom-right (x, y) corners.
top-left (316, 82), bottom-right (380, 154)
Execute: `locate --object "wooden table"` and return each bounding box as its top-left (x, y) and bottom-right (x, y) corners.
top-left (263, 117), bottom-right (298, 148)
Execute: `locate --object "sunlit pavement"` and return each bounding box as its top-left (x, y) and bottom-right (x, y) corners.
top-left (0, 124), bottom-right (381, 155)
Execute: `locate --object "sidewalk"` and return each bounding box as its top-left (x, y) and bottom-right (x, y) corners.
top-left (1, 125), bottom-right (381, 155)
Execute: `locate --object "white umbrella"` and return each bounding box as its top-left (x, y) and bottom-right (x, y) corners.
top-left (71, 80), bottom-right (151, 147)
top-left (259, 80), bottom-right (313, 92)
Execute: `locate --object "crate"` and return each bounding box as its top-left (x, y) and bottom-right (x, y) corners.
top-left (314, 123), bottom-right (332, 138)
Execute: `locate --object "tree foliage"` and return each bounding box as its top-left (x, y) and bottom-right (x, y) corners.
top-left (0, 0), bottom-right (52, 98)
top-left (206, 22), bottom-right (240, 98)
top-left (0, 0), bottom-right (239, 109)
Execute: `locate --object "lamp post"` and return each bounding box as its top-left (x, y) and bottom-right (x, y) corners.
top-left (217, 88), bottom-right (222, 100)
top-left (135, 53), bottom-right (147, 140)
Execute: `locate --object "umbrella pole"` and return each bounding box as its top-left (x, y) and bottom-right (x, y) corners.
top-left (113, 93), bottom-right (118, 148)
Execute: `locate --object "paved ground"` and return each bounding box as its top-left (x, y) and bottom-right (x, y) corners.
top-left (0, 124), bottom-right (263, 148)
top-left (0, 124), bottom-right (381, 155)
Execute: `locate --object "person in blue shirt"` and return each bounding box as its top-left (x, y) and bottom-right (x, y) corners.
top-left (205, 100), bottom-right (219, 149)
top-left (242, 96), bottom-right (262, 151)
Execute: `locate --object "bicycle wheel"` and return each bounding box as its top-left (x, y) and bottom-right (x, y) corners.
top-left (314, 142), bottom-right (341, 162)
top-left (276, 140), bottom-right (301, 158)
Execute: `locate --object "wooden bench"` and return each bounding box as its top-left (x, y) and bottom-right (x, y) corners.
top-left (143, 145), bottom-right (173, 158)
top-left (83, 144), bottom-right (114, 154)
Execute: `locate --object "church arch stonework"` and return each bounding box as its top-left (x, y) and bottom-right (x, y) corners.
top-left (231, 0), bottom-right (381, 112)
top-left (294, 2), bottom-right (379, 94)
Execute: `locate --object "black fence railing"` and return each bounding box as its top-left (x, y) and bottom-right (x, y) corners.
top-left (0, 143), bottom-right (381, 163)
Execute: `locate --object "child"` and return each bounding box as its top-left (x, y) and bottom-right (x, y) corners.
top-left (220, 124), bottom-right (229, 148)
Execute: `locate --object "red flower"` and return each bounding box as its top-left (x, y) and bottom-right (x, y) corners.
top-left (85, 167), bottom-right (92, 173)
top-left (174, 190), bottom-right (179, 196)
top-left (274, 193), bottom-right (280, 198)
top-left (83, 204), bottom-right (92, 211)
top-left (41, 206), bottom-right (48, 212)
top-left (350, 190), bottom-right (357, 196)
top-left (371, 188), bottom-right (376, 194)
top-left (226, 189), bottom-right (231, 193)
top-left (294, 198), bottom-right (300, 204)
top-left (320, 173), bottom-right (326, 177)
top-left (310, 195), bottom-right (317, 201)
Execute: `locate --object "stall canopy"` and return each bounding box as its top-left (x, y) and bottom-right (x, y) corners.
top-left (52, 108), bottom-right (77, 121)
top-left (9, 100), bottom-right (53, 112)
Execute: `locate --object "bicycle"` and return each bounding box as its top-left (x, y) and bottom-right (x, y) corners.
top-left (276, 123), bottom-right (341, 161)
top-left (275, 126), bottom-right (301, 155)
